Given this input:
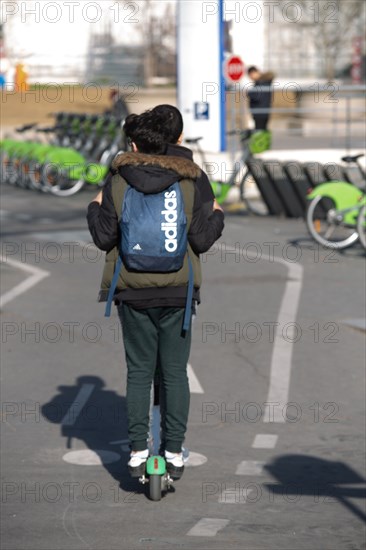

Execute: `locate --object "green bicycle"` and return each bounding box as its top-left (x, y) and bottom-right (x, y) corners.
top-left (306, 153), bottom-right (366, 249)
top-left (186, 129), bottom-right (272, 214)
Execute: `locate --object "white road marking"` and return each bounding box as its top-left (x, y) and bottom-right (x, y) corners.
top-left (185, 452), bottom-right (207, 467)
top-left (252, 434), bottom-right (278, 449)
top-left (187, 363), bottom-right (204, 394)
top-left (226, 246), bottom-right (304, 423)
top-left (235, 460), bottom-right (265, 476)
top-left (218, 488), bottom-right (254, 504)
top-left (343, 318), bottom-right (366, 332)
top-left (186, 518), bottom-right (229, 537)
top-left (62, 449), bottom-right (120, 465)
top-left (30, 230), bottom-right (92, 244)
top-left (0, 255), bottom-right (50, 308)
top-left (265, 271), bottom-right (303, 422)
top-left (61, 383), bottom-right (95, 426)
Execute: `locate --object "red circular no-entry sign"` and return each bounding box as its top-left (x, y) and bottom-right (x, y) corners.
top-left (225, 55), bottom-right (245, 82)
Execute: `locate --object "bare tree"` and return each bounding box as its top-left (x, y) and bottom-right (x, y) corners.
top-left (115, 0), bottom-right (176, 84)
top-left (277, 0), bottom-right (365, 80)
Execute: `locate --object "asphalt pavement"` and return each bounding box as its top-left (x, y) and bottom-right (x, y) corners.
top-left (1, 184), bottom-right (365, 550)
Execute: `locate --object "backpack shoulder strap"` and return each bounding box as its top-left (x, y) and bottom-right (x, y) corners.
top-left (179, 179), bottom-right (195, 332)
top-left (105, 175), bottom-right (128, 317)
top-left (111, 174), bottom-right (129, 218)
top-left (178, 179), bottom-right (195, 230)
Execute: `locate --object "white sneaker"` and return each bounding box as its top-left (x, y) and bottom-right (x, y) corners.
top-left (165, 451), bottom-right (184, 467)
top-left (165, 451), bottom-right (184, 479)
top-left (128, 449), bottom-right (148, 477)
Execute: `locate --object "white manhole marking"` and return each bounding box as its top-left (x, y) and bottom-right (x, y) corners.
top-left (62, 449), bottom-right (120, 465)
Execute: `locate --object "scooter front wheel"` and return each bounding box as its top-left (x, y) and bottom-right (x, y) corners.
top-left (149, 475), bottom-right (162, 501)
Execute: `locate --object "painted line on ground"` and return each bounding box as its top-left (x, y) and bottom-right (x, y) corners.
top-left (0, 255), bottom-right (50, 308)
top-left (61, 383), bottom-right (95, 426)
top-left (252, 434), bottom-right (278, 449)
top-left (62, 449), bottom-right (120, 465)
top-left (186, 518), bottom-right (229, 537)
top-left (226, 246), bottom-right (303, 423)
top-left (264, 264), bottom-right (303, 422)
top-left (342, 318), bottom-right (366, 332)
top-left (218, 488), bottom-right (254, 504)
top-left (187, 363), bottom-right (204, 394)
top-left (235, 460), bottom-right (265, 476)
top-left (185, 451), bottom-right (207, 467)
top-left (30, 230), bottom-right (93, 244)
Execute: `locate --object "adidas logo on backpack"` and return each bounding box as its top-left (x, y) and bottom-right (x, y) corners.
top-left (161, 189), bottom-right (178, 252)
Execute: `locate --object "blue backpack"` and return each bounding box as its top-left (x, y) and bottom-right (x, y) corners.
top-left (105, 181), bottom-right (194, 330)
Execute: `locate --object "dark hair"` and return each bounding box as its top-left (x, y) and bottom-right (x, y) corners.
top-left (151, 104), bottom-right (183, 144)
top-left (247, 66), bottom-right (259, 74)
top-left (123, 111), bottom-right (167, 154)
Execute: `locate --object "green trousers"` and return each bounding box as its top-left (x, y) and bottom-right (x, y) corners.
top-left (118, 304), bottom-right (191, 453)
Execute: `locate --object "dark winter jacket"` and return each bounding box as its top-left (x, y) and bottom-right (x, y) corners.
top-left (87, 152), bottom-right (224, 309)
top-left (248, 71), bottom-right (275, 113)
top-left (106, 142), bottom-right (215, 219)
top-left (165, 143), bottom-right (215, 220)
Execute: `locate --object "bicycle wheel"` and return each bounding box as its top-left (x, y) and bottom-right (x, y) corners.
top-left (0, 153), bottom-right (11, 184)
top-left (306, 195), bottom-right (359, 249)
top-left (149, 475), bottom-right (162, 501)
top-left (4, 157), bottom-right (18, 186)
top-left (239, 169), bottom-right (268, 215)
top-left (18, 160), bottom-right (34, 189)
top-left (42, 163), bottom-right (85, 197)
top-left (357, 205), bottom-right (366, 250)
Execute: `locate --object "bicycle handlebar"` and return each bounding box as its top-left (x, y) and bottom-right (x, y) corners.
top-left (16, 123), bottom-right (38, 133)
top-left (36, 127), bottom-right (58, 133)
top-left (185, 137), bottom-right (203, 144)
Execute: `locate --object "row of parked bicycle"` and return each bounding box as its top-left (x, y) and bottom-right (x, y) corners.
top-left (1, 118), bottom-right (365, 250)
top-left (1, 112), bottom-right (126, 197)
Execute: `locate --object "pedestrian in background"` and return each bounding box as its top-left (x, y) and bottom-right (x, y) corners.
top-left (247, 66), bottom-right (275, 130)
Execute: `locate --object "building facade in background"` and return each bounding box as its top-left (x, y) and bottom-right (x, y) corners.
top-left (1, 0), bottom-right (365, 87)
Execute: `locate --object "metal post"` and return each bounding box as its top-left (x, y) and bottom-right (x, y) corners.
top-left (331, 97), bottom-right (337, 148)
top-left (346, 96), bottom-right (351, 153)
top-left (230, 87), bottom-right (235, 164)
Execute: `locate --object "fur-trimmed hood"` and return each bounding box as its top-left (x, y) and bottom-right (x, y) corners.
top-left (112, 151), bottom-right (202, 194)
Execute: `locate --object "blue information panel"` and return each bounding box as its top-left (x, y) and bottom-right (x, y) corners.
top-left (194, 102), bottom-right (210, 120)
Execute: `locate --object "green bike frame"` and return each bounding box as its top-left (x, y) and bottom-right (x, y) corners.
top-left (307, 182), bottom-right (365, 226)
